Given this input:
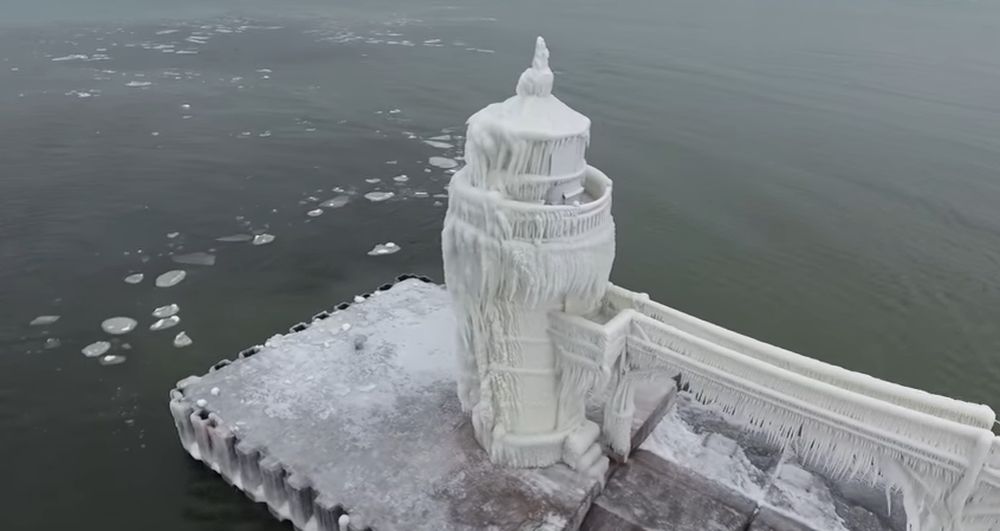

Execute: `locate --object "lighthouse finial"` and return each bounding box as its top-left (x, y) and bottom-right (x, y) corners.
top-left (532, 36), bottom-right (549, 71)
top-left (515, 36), bottom-right (554, 97)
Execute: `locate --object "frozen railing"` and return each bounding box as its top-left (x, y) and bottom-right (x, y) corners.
top-left (602, 284), bottom-right (996, 429)
top-left (548, 287), bottom-right (999, 531)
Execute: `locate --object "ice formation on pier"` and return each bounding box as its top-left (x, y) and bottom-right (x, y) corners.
top-left (439, 36), bottom-right (999, 531)
top-left (442, 36), bottom-right (614, 472)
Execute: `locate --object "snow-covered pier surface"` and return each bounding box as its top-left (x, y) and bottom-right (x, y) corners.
top-left (169, 277), bottom-right (608, 531)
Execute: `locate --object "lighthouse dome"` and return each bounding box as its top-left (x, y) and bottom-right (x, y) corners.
top-left (464, 37), bottom-right (592, 204)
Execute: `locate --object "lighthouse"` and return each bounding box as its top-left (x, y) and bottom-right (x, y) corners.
top-left (442, 37), bottom-right (616, 470)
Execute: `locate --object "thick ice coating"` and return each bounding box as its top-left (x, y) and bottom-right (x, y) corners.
top-left (442, 35), bottom-right (615, 472)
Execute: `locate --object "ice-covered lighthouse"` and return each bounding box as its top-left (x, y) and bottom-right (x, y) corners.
top-left (442, 37), bottom-right (617, 469)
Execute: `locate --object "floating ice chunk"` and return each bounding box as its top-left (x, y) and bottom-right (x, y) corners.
top-left (340, 323), bottom-right (351, 332)
top-left (429, 134), bottom-right (451, 141)
top-left (424, 39), bottom-right (442, 44)
top-left (173, 331), bottom-right (192, 348)
top-left (172, 252), bottom-right (215, 266)
top-left (393, 175), bottom-right (409, 183)
top-left (82, 341), bottom-right (111, 358)
top-left (175, 50), bottom-right (198, 55)
top-left (166, 232), bottom-right (180, 239)
top-left (252, 233), bottom-right (275, 246)
top-left (215, 234), bottom-right (252, 242)
top-left (306, 208), bottom-right (323, 217)
top-left (181, 103), bottom-right (191, 110)
top-left (365, 178), bottom-right (381, 184)
top-left (99, 354), bottom-right (126, 366)
top-left (364, 191), bottom-right (394, 202)
top-left (388, 108), bottom-right (401, 114)
top-left (152, 303), bottom-right (179, 318)
top-left (29, 315), bottom-right (60, 326)
top-left (258, 130), bottom-right (272, 137)
top-left (156, 29), bottom-right (179, 35)
top-left (429, 156), bottom-right (458, 169)
top-left (423, 140), bottom-right (453, 149)
top-left (155, 270), bottom-right (187, 287)
top-left (150, 315), bottom-right (180, 331)
top-left (195, 399), bottom-right (207, 408)
top-left (413, 191), bottom-right (429, 198)
top-left (43, 337), bottom-right (62, 350)
top-left (367, 242), bottom-right (401, 256)
top-left (320, 196), bottom-right (349, 209)
top-left (353, 295), bottom-right (365, 303)
top-left (102, 317), bottom-right (137, 335)
top-left (338, 514), bottom-right (350, 531)
top-left (210, 387), bottom-right (220, 396)
top-left (126, 81), bottom-right (152, 87)
top-left (256, 68), bottom-right (272, 73)
top-left (52, 54), bottom-right (89, 62)
top-left (385, 160), bottom-right (397, 165)
top-left (151, 131), bottom-right (160, 136)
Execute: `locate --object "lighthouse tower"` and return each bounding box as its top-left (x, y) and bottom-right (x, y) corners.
top-left (442, 37), bottom-right (616, 470)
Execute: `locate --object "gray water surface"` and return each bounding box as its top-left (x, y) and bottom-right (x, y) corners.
top-left (2, 0), bottom-right (1000, 529)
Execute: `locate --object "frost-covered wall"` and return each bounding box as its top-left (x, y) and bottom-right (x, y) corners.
top-left (442, 37), bottom-right (614, 472)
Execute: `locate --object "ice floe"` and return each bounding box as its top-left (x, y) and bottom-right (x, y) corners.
top-left (29, 315), bottom-right (60, 326)
top-left (423, 140), bottom-right (453, 149)
top-left (99, 354), bottom-right (126, 366)
top-left (393, 174), bottom-right (409, 183)
top-left (43, 338), bottom-right (62, 350)
top-left (152, 304), bottom-right (179, 318)
top-left (51, 54), bottom-right (89, 62)
top-left (81, 341), bottom-right (111, 358)
top-left (126, 81), bottom-right (152, 87)
top-left (155, 270), bottom-right (187, 287)
top-left (252, 233), bottom-right (275, 245)
top-left (150, 315), bottom-right (180, 331)
top-left (364, 191), bottom-right (394, 202)
top-left (173, 331), bottom-right (193, 348)
top-left (307, 208), bottom-right (323, 217)
top-left (320, 196), bottom-right (350, 209)
top-left (365, 178), bottom-right (381, 184)
top-left (171, 252), bottom-right (216, 266)
top-left (367, 242), bottom-right (401, 256)
top-left (102, 317), bottom-right (138, 335)
top-left (428, 156), bottom-right (458, 169)
top-left (216, 234), bottom-right (252, 242)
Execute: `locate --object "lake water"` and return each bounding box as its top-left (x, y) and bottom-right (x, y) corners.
top-left (2, 0), bottom-right (999, 529)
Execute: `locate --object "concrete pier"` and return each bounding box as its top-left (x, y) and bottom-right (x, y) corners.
top-left (169, 276), bottom-right (907, 530)
top-left (170, 277), bottom-right (607, 531)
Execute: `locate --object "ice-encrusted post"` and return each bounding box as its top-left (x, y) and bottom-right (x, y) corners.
top-left (442, 37), bottom-right (616, 472)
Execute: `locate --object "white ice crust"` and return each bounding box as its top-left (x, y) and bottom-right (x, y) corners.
top-left (442, 36), bottom-right (614, 471)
